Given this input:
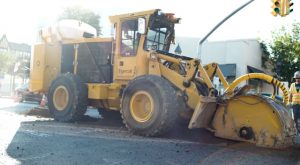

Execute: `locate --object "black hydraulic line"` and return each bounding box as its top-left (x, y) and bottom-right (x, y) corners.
top-left (197, 0), bottom-right (255, 59)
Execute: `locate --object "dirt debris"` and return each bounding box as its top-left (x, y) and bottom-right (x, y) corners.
top-left (26, 107), bottom-right (52, 118)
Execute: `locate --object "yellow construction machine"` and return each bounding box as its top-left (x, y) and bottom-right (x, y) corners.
top-left (30, 9), bottom-right (299, 148)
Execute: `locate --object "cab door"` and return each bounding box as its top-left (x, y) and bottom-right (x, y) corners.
top-left (114, 19), bottom-right (140, 81)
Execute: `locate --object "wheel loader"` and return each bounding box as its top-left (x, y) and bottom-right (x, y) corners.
top-left (30, 9), bottom-right (299, 148)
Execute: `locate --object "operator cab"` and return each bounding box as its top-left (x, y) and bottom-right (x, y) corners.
top-left (143, 10), bottom-right (191, 60)
top-left (144, 11), bottom-right (179, 52)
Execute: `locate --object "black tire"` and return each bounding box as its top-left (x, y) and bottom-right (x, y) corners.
top-left (48, 73), bottom-right (88, 122)
top-left (176, 92), bottom-right (193, 125)
top-left (121, 75), bottom-right (179, 136)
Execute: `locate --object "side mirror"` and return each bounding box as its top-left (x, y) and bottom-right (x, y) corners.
top-left (138, 18), bottom-right (146, 34)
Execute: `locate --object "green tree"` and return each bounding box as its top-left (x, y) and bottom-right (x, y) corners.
top-left (261, 23), bottom-right (300, 83)
top-left (0, 52), bottom-right (16, 75)
top-left (58, 6), bottom-right (102, 36)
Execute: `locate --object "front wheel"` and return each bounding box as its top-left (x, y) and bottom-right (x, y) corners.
top-left (121, 75), bottom-right (179, 136)
top-left (48, 73), bottom-right (87, 122)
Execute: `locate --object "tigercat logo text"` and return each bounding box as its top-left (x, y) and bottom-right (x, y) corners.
top-left (119, 69), bottom-right (133, 74)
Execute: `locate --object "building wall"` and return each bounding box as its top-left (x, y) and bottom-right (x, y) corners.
top-left (170, 37), bottom-right (200, 57)
top-left (170, 37), bottom-right (263, 77)
top-left (201, 39), bottom-right (262, 78)
top-left (171, 37), bottom-right (276, 94)
top-left (201, 39), bottom-right (277, 93)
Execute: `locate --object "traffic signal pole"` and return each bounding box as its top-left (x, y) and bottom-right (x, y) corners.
top-left (197, 0), bottom-right (255, 60)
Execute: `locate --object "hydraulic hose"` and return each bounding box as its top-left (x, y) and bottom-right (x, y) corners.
top-left (224, 73), bottom-right (289, 104)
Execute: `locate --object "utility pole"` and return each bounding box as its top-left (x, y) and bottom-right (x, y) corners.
top-left (197, 0), bottom-right (255, 60)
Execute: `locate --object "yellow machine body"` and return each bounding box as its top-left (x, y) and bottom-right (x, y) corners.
top-left (30, 44), bottom-right (61, 92)
top-left (29, 9), bottom-right (298, 148)
top-left (213, 95), bottom-right (296, 148)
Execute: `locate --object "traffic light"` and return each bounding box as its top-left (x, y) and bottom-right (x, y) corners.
top-left (272, 0), bottom-right (294, 17)
top-left (285, 0), bottom-right (294, 15)
top-left (272, 0), bottom-right (281, 16)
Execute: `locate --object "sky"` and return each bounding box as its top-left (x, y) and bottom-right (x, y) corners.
top-left (0, 0), bottom-right (299, 45)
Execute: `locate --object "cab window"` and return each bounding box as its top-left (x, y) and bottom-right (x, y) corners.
top-left (121, 19), bottom-right (141, 56)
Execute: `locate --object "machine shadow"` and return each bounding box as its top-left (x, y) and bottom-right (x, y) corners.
top-left (25, 107), bottom-right (230, 143)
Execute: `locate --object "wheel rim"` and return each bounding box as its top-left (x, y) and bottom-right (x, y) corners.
top-left (53, 85), bottom-right (69, 111)
top-left (130, 91), bottom-right (154, 123)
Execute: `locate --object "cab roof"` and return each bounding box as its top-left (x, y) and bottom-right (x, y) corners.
top-left (109, 9), bottom-right (159, 23)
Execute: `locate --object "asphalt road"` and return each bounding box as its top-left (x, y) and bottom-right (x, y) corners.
top-left (0, 98), bottom-right (300, 165)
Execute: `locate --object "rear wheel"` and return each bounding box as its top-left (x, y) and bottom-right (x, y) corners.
top-left (121, 75), bottom-right (179, 136)
top-left (48, 73), bottom-right (87, 122)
